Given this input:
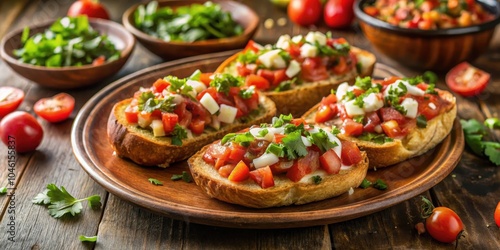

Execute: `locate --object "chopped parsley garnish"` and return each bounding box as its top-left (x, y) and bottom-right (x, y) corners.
top-left (272, 114), bottom-right (293, 127)
top-left (165, 75), bottom-right (193, 96)
top-left (237, 50), bottom-right (259, 64)
top-left (284, 122), bottom-right (305, 134)
top-left (258, 128), bottom-right (269, 137)
top-left (461, 119), bottom-right (500, 165)
top-left (416, 115), bottom-right (427, 128)
top-left (373, 179), bottom-right (388, 190)
top-left (311, 175), bottom-right (322, 185)
top-left (274, 78), bottom-right (295, 92)
top-left (353, 115), bottom-right (364, 124)
top-left (358, 132), bottom-right (394, 144)
top-left (331, 126), bottom-right (341, 135)
top-left (282, 130), bottom-right (308, 160)
top-left (171, 171), bottom-right (192, 183)
top-left (308, 129), bottom-right (338, 152)
top-left (171, 124), bottom-right (188, 146)
top-left (360, 179), bottom-right (372, 188)
top-left (210, 73), bottom-right (242, 95)
top-left (355, 76), bottom-right (373, 90)
top-left (221, 132), bottom-right (255, 146)
top-left (240, 85), bottom-right (255, 99)
top-left (148, 178), bottom-right (163, 186)
top-left (484, 118), bottom-right (500, 129)
top-left (266, 143), bottom-right (286, 157)
top-left (139, 92), bottom-right (175, 113)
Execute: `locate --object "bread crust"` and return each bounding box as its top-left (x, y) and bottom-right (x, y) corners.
top-left (302, 90), bottom-right (457, 168)
top-left (188, 148), bottom-right (369, 208)
top-left (107, 95), bottom-right (276, 167)
top-left (215, 47), bottom-right (376, 117)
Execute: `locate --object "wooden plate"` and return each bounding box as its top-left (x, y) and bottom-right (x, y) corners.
top-left (71, 50), bottom-right (464, 229)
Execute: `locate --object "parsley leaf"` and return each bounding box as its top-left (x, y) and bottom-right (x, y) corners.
top-left (360, 179), bottom-right (372, 188)
top-left (282, 131), bottom-right (308, 160)
top-left (148, 178), bottom-right (163, 186)
top-left (33, 184), bottom-right (102, 218)
top-left (460, 119), bottom-right (500, 166)
top-left (358, 132), bottom-right (393, 144)
top-left (240, 86), bottom-right (255, 99)
top-left (484, 118), bottom-right (500, 129)
top-left (484, 142), bottom-right (500, 165)
top-left (308, 129), bottom-right (337, 152)
top-left (79, 235), bottom-right (98, 242)
top-left (0, 187), bottom-right (7, 195)
top-left (416, 115), bottom-right (427, 128)
top-left (171, 124), bottom-right (187, 146)
top-left (221, 132), bottom-right (255, 146)
top-left (311, 175), bottom-right (322, 185)
top-left (171, 171), bottom-right (192, 183)
top-left (355, 76), bottom-right (372, 90)
top-left (165, 76), bottom-right (193, 96)
top-left (210, 73), bottom-right (241, 95)
top-left (373, 179), bottom-right (388, 190)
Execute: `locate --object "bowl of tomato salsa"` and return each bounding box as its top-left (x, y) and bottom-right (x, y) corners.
top-left (354, 0), bottom-right (500, 71)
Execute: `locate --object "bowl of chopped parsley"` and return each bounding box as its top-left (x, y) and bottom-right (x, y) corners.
top-left (0, 15), bottom-right (135, 89)
top-left (122, 0), bottom-right (259, 60)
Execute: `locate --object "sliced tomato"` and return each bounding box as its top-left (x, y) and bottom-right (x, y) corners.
top-left (379, 107), bottom-right (406, 125)
top-left (153, 78), bottom-right (170, 93)
top-left (124, 105), bottom-right (139, 124)
top-left (249, 166), bottom-right (275, 188)
top-left (320, 149), bottom-right (341, 174)
top-left (218, 164), bottom-right (236, 178)
top-left (228, 160), bottom-right (250, 182)
top-left (340, 140), bottom-right (362, 166)
top-left (189, 119), bottom-right (205, 134)
top-left (381, 120), bottom-right (405, 138)
top-left (301, 57), bottom-right (329, 82)
top-left (0, 87), bottom-right (25, 118)
top-left (446, 62), bottom-right (490, 97)
top-left (161, 113), bottom-right (178, 134)
top-left (186, 98), bottom-right (210, 123)
top-left (363, 111), bottom-right (381, 133)
top-left (227, 143), bottom-right (246, 164)
top-left (245, 74), bottom-right (271, 90)
top-left (342, 119), bottom-right (363, 137)
top-left (415, 95), bottom-right (441, 120)
top-left (33, 93), bottom-right (75, 123)
top-left (199, 73), bottom-right (213, 86)
top-left (286, 150), bottom-right (319, 182)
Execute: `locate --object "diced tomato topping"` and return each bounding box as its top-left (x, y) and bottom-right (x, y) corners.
top-left (363, 111), bottom-right (381, 133)
top-left (189, 119), bottom-right (205, 134)
top-left (215, 92), bottom-right (234, 106)
top-left (249, 166), bottom-right (275, 188)
top-left (321, 93), bottom-right (338, 106)
top-left (228, 160), bottom-right (250, 182)
top-left (315, 104), bottom-right (334, 123)
top-left (273, 69), bottom-right (288, 86)
top-left (415, 95), bottom-right (441, 120)
top-left (244, 40), bottom-right (260, 53)
top-left (342, 119), bottom-right (363, 137)
top-left (227, 143), bottom-right (246, 164)
top-left (380, 76), bottom-right (401, 86)
top-left (286, 150), bottom-right (319, 182)
top-left (233, 95), bottom-right (249, 118)
top-left (340, 141), bottom-right (362, 166)
top-left (178, 110), bottom-right (192, 128)
top-left (153, 78), bottom-right (170, 93)
top-left (214, 147), bottom-right (231, 169)
top-left (332, 56), bottom-right (349, 75)
top-left (381, 120), bottom-right (405, 138)
top-left (291, 118), bottom-right (307, 126)
top-left (301, 57), bottom-right (329, 82)
top-left (161, 113), bottom-right (179, 134)
top-left (124, 105), bottom-right (138, 123)
top-left (379, 107), bottom-right (406, 125)
top-left (203, 152), bottom-right (215, 164)
top-left (236, 63), bottom-right (253, 76)
top-left (196, 87), bottom-right (218, 101)
top-left (364, 6), bottom-right (379, 16)
top-left (274, 134), bottom-right (285, 143)
top-left (199, 73), bottom-right (213, 86)
top-left (320, 149), bottom-right (342, 174)
top-left (287, 43), bottom-right (302, 58)
top-left (218, 164), bottom-right (236, 178)
top-left (243, 91), bottom-right (259, 110)
top-left (257, 69), bottom-right (275, 85)
top-left (245, 74), bottom-right (271, 90)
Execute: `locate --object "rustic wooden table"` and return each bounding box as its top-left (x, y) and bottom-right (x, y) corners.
top-left (1, 0), bottom-right (499, 249)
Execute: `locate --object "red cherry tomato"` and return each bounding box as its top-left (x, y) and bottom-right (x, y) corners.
top-left (0, 111), bottom-right (43, 153)
top-left (287, 0), bottom-right (322, 26)
top-left (0, 87), bottom-right (25, 118)
top-left (34, 93), bottom-right (75, 123)
top-left (446, 62), bottom-right (490, 97)
top-left (495, 202), bottom-right (500, 228)
top-left (421, 197), bottom-right (464, 244)
top-left (67, 0), bottom-right (110, 20)
top-left (324, 0), bottom-right (355, 28)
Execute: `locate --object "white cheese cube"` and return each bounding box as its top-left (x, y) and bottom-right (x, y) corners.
top-left (401, 80), bottom-right (425, 96)
top-left (186, 79), bottom-right (206, 94)
top-left (253, 153), bottom-right (279, 169)
top-left (150, 120), bottom-right (165, 137)
top-left (428, 102), bottom-right (437, 110)
top-left (276, 34), bottom-right (291, 50)
top-left (199, 93), bottom-right (219, 114)
top-left (272, 54), bottom-right (287, 69)
top-left (285, 60), bottom-right (301, 78)
top-left (217, 104), bottom-right (238, 124)
top-left (363, 93), bottom-right (384, 112)
top-left (258, 49), bottom-right (281, 69)
top-left (300, 43), bottom-right (318, 58)
top-left (291, 35), bottom-right (303, 44)
top-left (344, 100), bottom-right (365, 117)
top-left (401, 97), bottom-right (419, 119)
top-left (336, 82), bottom-right (349, 102)
top-left (305, 31), bottom-right (326, 46)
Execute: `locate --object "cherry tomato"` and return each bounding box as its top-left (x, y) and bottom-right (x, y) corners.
top-left (421, 197), bottom-right (464, 244)
top-left (495, 202), bottom-right (500, 228)
top-left (0, 87), bottom-right (25, 118)
top-left (446, 62), bottom-right (490, 97)
top-left (0, 111), bottom-right (43, 153)
top-left (34, 93), bottom-right (75, 123)
top-left (67, 0), bottom-right (110, 20)
top-left (324, 0), bottom-right (355, 28)
top-left (287, 0), bottom-right (322, 26)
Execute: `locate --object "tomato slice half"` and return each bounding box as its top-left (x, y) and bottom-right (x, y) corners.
top-left (0, 87), bottom-right (25, 118)
top-left (33, 93), bottom-right (75, 123)
top-left (446, 62), bottom-right (490, 97)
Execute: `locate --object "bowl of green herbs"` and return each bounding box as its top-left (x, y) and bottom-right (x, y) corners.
top-left (122, 0), bottom-right (259, 60)
top-left (0, 16), bottom-right (135, 89)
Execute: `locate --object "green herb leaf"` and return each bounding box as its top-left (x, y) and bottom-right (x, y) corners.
top-left (210, 73), bottom-right (242, 95)
top-left (373, 179), bottom-right (388, 190)
top-left (484, 118), bottom-right (500, 129)
top-left (79, 235), bottom-right (98, 242)
top-left (171, 124), bottom-right (188, 146)
top-left (360, 179), bottom-right (372, 188)
top-left (148, 178), bottom-right (163, 186)
top-left (165, 76), bottom-right (193, 96)
top-left (308, 129), bottom-right (337, 152)
top-left (416, 115), bottom-right (427, 128)
top-left (0, 187), bottom-right (7, 195)
top-left (484, 142), bottom-right (500, 165)
top-left (266, 143), bottom-right (285, 157)
top-left (282, 131), bottom-right (308, 160)
top-left (311, 175), bottom-right (322, 185)
top-left (358, 132), bottom-right (393, 144)
top-left (355, 76), bottom-right (372, 90)
top-left (240, 86), bottom-right (256, 99)
top-left (171, 171), bottom-right (192, 183)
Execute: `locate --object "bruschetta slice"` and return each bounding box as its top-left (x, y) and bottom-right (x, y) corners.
top-left (188, 114), bottom-right (369, 208)
top-left (215, 31), bottom-right (376, 117)
top-left (302, 75), bottom-right (457, 168)
top-left (107, 71), bottom-right (276, 167)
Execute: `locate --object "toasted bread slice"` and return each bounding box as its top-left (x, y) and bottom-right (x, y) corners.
top-left (188, 148), bottom-right (368, 208)
top-left (107, 95), bottom-right (276, 167)
top-left (216, 47), bottom-right (376, 117)
top-left (302, 90), bottom-right (457, 168)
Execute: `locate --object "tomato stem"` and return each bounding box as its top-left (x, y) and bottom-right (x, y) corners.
top-left (455, 230), bottom-right (464, 249)
top-left (420, 196), bottom-right (435, 219)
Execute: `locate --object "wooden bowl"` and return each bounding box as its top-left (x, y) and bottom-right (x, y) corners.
top-left (0, 18), bottom-right (135, 89)
top-left (122, 0), bottom-right (259, 60)
top-left (354, 0), bottom-right (500, 71)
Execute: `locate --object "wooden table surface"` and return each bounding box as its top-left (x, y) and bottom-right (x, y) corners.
top-left (1, 0), bottom-right (499, 249)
